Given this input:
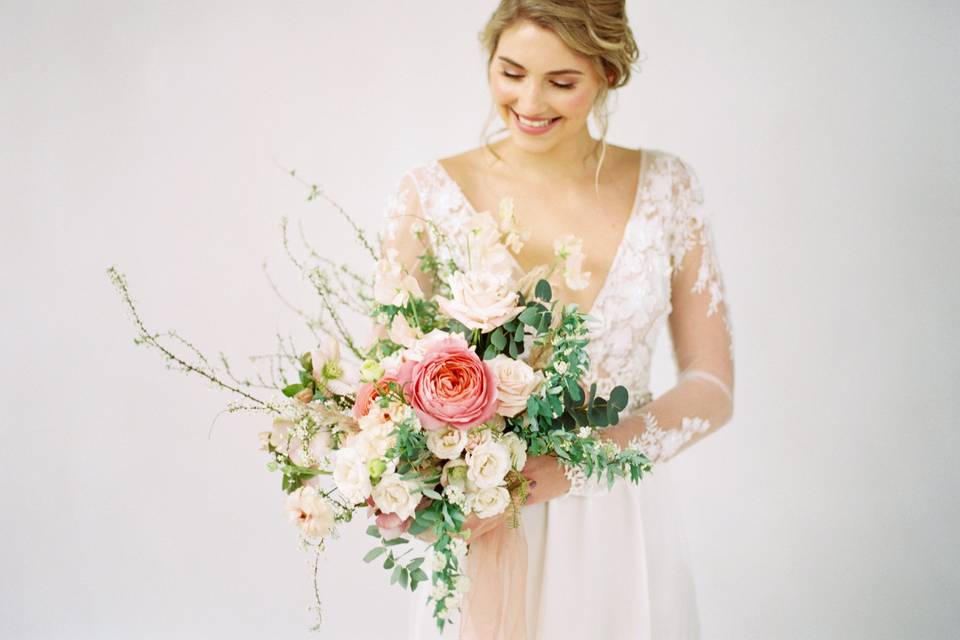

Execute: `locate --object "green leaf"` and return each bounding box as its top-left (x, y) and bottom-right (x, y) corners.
top-left (391, 565), bottom-right (402, 585)
top-left (383, 555), bottom-right (395, 570)
top-left (483, 344), bottom-right (498, 360)
top-left (518, 306), bottom-right (540, 325)
top-left (363, 547), bottom-right (386, 563)
top-left (565, 378), bottom-right (584, 404)
top-left (607, 403), bottom-right (620, 426)
top-left (537, 311), bottom-right (551, 333)
top-left (526, 396), bottom-right (539, 419)
top-left (281, 383), bottom-right (304, 398)
top-left (383, 537), bottom-right (409, 546)
top-left (366, 525), bottom-right (381, 537)
top-left (491, 328), bottom-right (506, 350)
top-left (298, 369), bottom-right (313, 386)
top-left (535, 279), bottom-right (552, 302)
top-left (412, 568), bottom-right (428, 582)
top-left (422, 487), bottom-right (442, 500)
top-left (399, 567), bottom-right (409, 589)
top-left (408, 520), bottom-right (429, 535)
top-left (609, 385), bottom-right (629, 411)
top-left (408, 557), bottom-right (424, 571)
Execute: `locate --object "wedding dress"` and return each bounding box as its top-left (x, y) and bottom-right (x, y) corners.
top-left (380, 147), bottom-right (735, 640)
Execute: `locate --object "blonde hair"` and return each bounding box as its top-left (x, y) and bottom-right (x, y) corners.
top-left (479, 0), bottom-right (640, 192)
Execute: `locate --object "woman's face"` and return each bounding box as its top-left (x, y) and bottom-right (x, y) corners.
top-left (489, 19), bottom-right (605, 154)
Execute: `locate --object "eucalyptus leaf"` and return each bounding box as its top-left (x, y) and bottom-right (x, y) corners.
top-left (363, 547), bottom-right (386, 563)
top-left (535, 279), bottom-right (552, 302)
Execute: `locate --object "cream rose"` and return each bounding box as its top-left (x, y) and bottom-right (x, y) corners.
top-left (435, 270), bottom-right (524, 333)
top-left (427, 426), bottom-right (469, 460)
top-left (488, 354), bottom-right (545, 418)
top-left (470, 485), bottom-right (511, 519)
top-left (466, 440), bottom-right (512, 489)
top-left (285, 485), bottom-right (336, 539)
top-left (372, 472), bottom-right (421, 520)
top-left (333, 448), bottom-right (372, 504)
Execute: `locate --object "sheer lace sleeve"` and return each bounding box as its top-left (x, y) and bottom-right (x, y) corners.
top-left (377, 171), bottom-right (436, 299)
top-left (613, 157), bottom-right (735, 462)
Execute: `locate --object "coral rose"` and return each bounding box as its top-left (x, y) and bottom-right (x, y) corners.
top-left (352, 375), bottom-right (399, 420)
top-left (397, 333), bottom-right (498, 431)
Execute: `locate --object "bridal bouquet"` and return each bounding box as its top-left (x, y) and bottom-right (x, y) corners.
top-left (108, 172), bottom-right (652, 632)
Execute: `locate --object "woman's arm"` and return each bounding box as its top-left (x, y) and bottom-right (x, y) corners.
top-left (524, 157), bottom-right (735, 504)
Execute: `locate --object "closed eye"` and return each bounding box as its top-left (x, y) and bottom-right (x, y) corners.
top-left (500, 71), bottom-right (576, 90)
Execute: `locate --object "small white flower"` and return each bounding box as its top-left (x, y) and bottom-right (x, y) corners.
top-left (373, 250), bottom-right (424, 306)
top-left (577, 426), bottom-right (592, 439)
top-left (553, 234), bottom-right (592, 291)
top-left (285, 485), bottom-right (335, 539)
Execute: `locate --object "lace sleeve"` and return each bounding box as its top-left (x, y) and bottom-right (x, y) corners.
top-left (620, 157), bottom-right (734, 460)
top-left (565, 157), bottom-right (735, 495)
top-left (377, 171), bottom-right (436, 300)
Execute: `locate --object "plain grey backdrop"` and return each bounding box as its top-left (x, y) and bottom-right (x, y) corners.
top-left (2, 1), bottom-right (958, 638)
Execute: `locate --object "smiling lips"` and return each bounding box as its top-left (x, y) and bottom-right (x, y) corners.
top-left (511, 109), bottom-right (562, 135)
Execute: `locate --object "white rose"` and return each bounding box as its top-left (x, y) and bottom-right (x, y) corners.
top-left (427, 426), bottom-right (468, 460)
top-left (466, 440), bottom-right (512, 489)
top-left (435, 270), bottom-right (524, 333)
top-left (470, 485), bottom-right (511, 519)
top-left (332, 448), bottom-right (372, 504)
top-left (488, 354), bottom-right (545, 418)
top-left (499, 431), bottom-right (527, 471)
top-left (285, 485), bottom-right (336, 539)
top-left (372, 472), bottom-right (421, 520)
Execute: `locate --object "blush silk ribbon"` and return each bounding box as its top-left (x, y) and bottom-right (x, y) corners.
top-left (459, 519), bottom-right (528, 639)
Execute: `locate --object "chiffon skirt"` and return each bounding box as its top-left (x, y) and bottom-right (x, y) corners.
top-left (406, 462), bottom-right (700, 639)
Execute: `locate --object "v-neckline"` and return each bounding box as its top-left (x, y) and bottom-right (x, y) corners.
top-left (430, 148), bottom-right (646, 317)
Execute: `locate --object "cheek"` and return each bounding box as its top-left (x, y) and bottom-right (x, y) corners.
top-left (489, 75), bottom-right (518, 105)
top-left (556, 90), bottom-right (596, 119)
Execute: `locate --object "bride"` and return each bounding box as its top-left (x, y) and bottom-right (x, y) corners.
top-left (380, 1), bottom-right (735, 638)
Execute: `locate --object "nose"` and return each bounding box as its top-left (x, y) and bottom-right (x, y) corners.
top-left (516, 78), bottom-right (546, 115)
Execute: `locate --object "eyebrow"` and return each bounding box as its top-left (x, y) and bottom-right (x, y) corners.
top-left (497, 56), bottom-right (584, 76)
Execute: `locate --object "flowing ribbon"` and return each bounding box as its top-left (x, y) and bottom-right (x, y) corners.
top-left (459, 519), bottom-right (528, 639)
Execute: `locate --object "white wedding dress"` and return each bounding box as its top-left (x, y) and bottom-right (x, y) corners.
top-left (380, 147), bottom-right (735, 640)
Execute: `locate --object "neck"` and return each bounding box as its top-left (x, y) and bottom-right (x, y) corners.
top-left (489, 128), bottom-right (602, 184)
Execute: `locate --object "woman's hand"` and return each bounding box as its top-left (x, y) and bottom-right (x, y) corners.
top-left (521, 454), bottom-right (572, 506)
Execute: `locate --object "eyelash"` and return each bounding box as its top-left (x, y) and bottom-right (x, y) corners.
top-left (501, 71), bottom-right (575, 90)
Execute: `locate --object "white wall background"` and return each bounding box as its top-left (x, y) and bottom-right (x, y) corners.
top-left (2, 1), bottom-right (958, 638)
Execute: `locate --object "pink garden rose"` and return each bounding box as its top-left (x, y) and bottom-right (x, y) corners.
top-left (397, 333), bottom-right (498, 431)
top-left (352, 375), bottom-right (399, 420)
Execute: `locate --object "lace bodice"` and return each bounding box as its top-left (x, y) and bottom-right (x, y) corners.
top-left (379, 148), bottom-right (735, 494)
